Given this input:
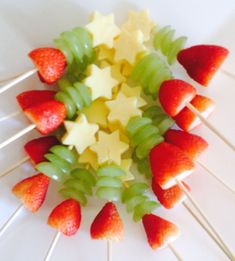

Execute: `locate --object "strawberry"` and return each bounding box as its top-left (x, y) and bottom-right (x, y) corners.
top-left (149, 142), bottom-right (194, 189)
top-left (28, 48), bottom-right (66, 84)
top-left (177, 45), bottom-right (229, 86)
top-left (12, 173), bottom-right (50, 212)
top-left (90, 202), bottom-right (124, 241)
top-left (142, 214), bottom-right (180, 250)
top-left (24, 136), bottom-right (59, 164)
top-left (17, 90), bottom-right (56, 111)
top-left (165, 129), bottom-right (208, 161)
top-left (24, 100), bottom-right (66, 135)
top-left (159, 79), bottom-right (196, 117)
top-left (152, 177), bottom-right (190, 209)
top-left (174, 95), bottom-right (215, 131)
top-left (48, 199), bottom-right (81, 236)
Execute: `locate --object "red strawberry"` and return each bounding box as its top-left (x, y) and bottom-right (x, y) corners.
top-left (142, 214), bottom-right (180, 250)
top-left (159, 79), bottom-right (196, 117)
top-left (17, 90), bottom-right (56, 111)
top-left (90, 202), bottom-right (124, 241)
top-left (24, 136), bottom-right (59, 164)
top-left (149, 142), bottom-right (194, 189)
top-left (177, 45), bottom-right (229, 86)
top-left (12, 173), bottom-right (50, 212)
top-left (28, 47), bottom-right (66, 84)
top-left (48, 199), bottom-right (81, 236)
top-left (152, 177), bottom-right (190, 209)
top-left (174, 95), bottom-right (215, 131)
top-left (24, 100), bottom-right (66, 135)
top-left (165, 129), bottom-right (208, 161)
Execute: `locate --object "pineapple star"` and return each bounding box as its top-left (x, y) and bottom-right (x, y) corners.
top-left (122, 10), bottom-right (156, 41)
top-left (120, 159), bottom-right (135, 181)
top-left (113, 30), bottom-right (145, 64)
top-left (86, 12), bottom-right (120, 48)
top-left (78, 148), bottom-right (99, 170)
top-left (84, 64), bottom-right (118, 100)
top-left (90, 130), bottom-right (129, 165)
top-left (62, 114), bottom-right (99, 154)
top-left (105, 92), bottom-right (142, 127)
top-left (120, 83), bottom-right (147, 107)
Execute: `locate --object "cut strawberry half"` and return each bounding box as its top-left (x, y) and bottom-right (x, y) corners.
top-left (152, 177), bottom-right (190, 209)
top-left (12, 173), bottom-right (50, 212)
top-left (159, 79), bottom-right (196, 117)
top-left (177, 45), bottom-right (229, 86)
top-left (90, 202), bottom-right (124, 241)
top-left (48, 199), bottom-right (81, 236)
top-left (28, 47), bottom-right (66, 84)
top-left (142, 214), bottom-right (180, 250)
top-left (24, 136), bottom-right (59, 164)
top-left (149, 142), bottom-right (194, 189)
top-left (164, 129), bottom-right (208, 161)
top-left (24, 100), bottom-right (66, 135)
top-left (174, 95), bottom-right (215, 131)
top-left (17, 90), bottom-right (56, 111)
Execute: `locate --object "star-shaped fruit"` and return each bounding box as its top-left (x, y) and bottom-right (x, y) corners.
top-left (90, 130), bottom-right (129, 165)
top-left (62, 114), bottom-right (99, 154)
top-left (84, 65), bottom-right (118, 100)
top-left (97, 45), bottom-right (114, 63)
top-left (86, 12), bottom-right (120, 48)
top-left (82, 98), bottom-right (109, 128)
top-left (78, 148), bottom-right (99, 170)
top-left (105, 92), bottom-right (142, 127)
top-left (122, 10), bottom-right (156, 41)
top-left (120, 83), bottom-right (147, 107)
top-left (111, 62), bottom-right (126, 84)
top-left (113, 30), bottom-right (145, 64)
top-left (120, 159), bottom-right (135, 181)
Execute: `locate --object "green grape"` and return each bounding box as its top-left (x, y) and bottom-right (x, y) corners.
top-left (132, 53), bottom-right (172, 97)
top-left (36, 145), bottom-right (77, 182)
top-left (96, 165), bottom-right (125, 202)
top-left (60, 168), bottom-right (96, 206)
top-left (126, 116), bottom-right (163, 159)
top-left (122, 182), bottom-right (159, 222)
top-left (55, 79), bottom-right (91, 119)
top-left (135, 157), bottom-right (152, 179)
top-left (154, 25), bottom-right (187, 64)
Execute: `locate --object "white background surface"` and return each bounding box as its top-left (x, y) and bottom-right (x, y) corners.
top-left (0, 0), bottom-right (235, 260)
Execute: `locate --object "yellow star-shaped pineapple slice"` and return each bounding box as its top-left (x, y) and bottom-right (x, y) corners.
top-left (84, 65), bottom-right (118, 100)
top-left (97, 45), bottom-right (114, 63)
top-left (86, 12), bottom-right (120, 48)
top-left (120, 83), bottom-right (147, 107)
top-left (113, 30), bottom-right (145, 64)
top-left (111, 62), bottom-right (126, 84)
top-left (90, 130), bottom-right (129, 165)
top-left (122, 10), bottom-right (156, 41)
top-left (120, 159), bottom-right (135, 181)
top-left (62, 114), bottom-right (99, 154)
top-left (78, 148), bottom-right (99, 170)
top-left (82, 98), bottom-right (109, 128)
top-left (105, 92), bottom-right (142, 127)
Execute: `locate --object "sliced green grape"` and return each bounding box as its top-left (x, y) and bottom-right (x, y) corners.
top-left (60, 188), bottom-right (87, 206)
top-left (44, 153), bottom-right (71, 174)
top-left (133, 201), bottom-right (159, 222)
top-left (71, 168), bottom-right (96, 186)
top-left (97, 165), bottom-right (125, 177)
top-left (50, 145), bottom-right (77, 165)
top-left (36, 162), bottom-right (64, 182)
top-left (96, 177), bottom-right (122, 188)
top-left (126, 117), bottom-right (152, 137)
top-left (96, 187), bottom-right (122, 202)
top-left (122, 183), bottom-right (148, 203)
top-left (126, 195), bottom-right (148, 212)
top-left (136, 157), bottom-right (152, 179)
top-left (64, 179), bottom-right (92, 195)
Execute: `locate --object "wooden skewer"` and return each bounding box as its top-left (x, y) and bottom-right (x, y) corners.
top-left (168, 243), bottom-right (183, 261)
top-left (221, 69), bottom-right (235, 81)
top-left (197, 159), bottom-right (235, 194)
top-left (0, 72), bottom-right (24, 84)
top-left (185, 102), bottom-right (235, 151)
top-left (0, 111), bottom-right (21, 122)
top-left (176, 179), bottom-right (235, 260)
top-left (183, 202), bottom-right (231, 260)
top-left (0, 124), bottom-right (35, 150)
top-left (44, 231), bottom-right (61, 261)
top-left (0, 156), bottom-right (29, 178)
top-left (0, 68), bottom-right (37, 94)
top-left (107, 239), bottom-right (112, 261)
top-left (0, 204), bottom-right (23, 237)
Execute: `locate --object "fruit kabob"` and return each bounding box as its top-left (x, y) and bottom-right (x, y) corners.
top-left (0, 9), bottom-right (234, 261)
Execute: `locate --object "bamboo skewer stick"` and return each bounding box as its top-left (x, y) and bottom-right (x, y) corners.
top-left (0, 156), bottom-right (29, 178)
top-left (44, 232), bottom-right (61, 261)
top-left (168, 243), bottom-right (183, 261)
top-left (0, 111), bottom-right (21, 123)
top-left (176, 179), bottom-right (235, 260)
top-left (0, 68), bottom-right (37, 94)
top-left (185, 102), bottom-right (235, 151)
top-left (107, 240), bottom-right (112, 261)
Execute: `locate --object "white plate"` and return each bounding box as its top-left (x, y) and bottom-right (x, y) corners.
top-left (0, 0), bottom-right (235, 260)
